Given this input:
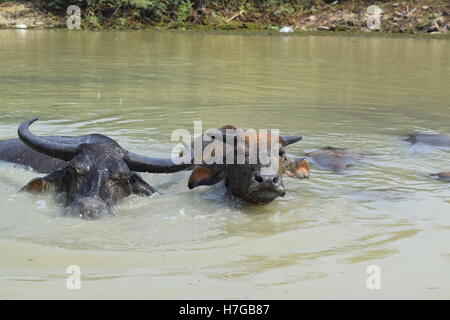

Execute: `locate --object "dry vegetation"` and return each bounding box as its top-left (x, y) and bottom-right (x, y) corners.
top-left (0, 0), bottom-right (448, 34)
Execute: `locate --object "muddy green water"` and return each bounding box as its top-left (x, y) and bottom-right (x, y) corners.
top-left (0, 30), bottom-right (449, 299)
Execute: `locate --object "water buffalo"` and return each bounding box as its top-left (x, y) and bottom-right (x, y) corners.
top-left (306, 147), bottom-right (360, 171)
top-left (407, 133), bottom-right (450, 147)
top-left (431, 172), bottom-right (450, 182)
top-left (0, 118), bottom-right (190, 219)
top-left (182, 125), bottom-right (310, 204)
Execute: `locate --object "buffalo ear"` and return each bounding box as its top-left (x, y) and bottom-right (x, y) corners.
top-left (20, 170), bottom-right (66, 194)
top-left (188, 166), bottom-right (224, 189)
top-left (284, 158), bottom-right (310, 179)
top-left (21, 178), bottom-right (48, 193)
top-left (21, 177), bottom-right (63, 193)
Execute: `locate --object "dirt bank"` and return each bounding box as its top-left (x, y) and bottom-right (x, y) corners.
top-left (0, 1), bottom-right (448, 35)
top-left (0, 2), bottom-right (62, 28)
top-left (291, 1), bottom-right (448, 34)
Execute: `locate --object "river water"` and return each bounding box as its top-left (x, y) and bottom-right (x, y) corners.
top-left (0, 30), bottom-right (449, 299)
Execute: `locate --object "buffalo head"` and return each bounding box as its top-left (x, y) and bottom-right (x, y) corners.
top-left (19, 118), bottom-right (190, 219)
top-left (184, 126), bottom-right (310, 204)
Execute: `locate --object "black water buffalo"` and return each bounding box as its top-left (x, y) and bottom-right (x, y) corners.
top-left (407, 133), bottom-right (450, 147)
top-left (431, 172), bottom-right (450, 182)
top-left (306, 147), bottom-right (360, 171)
top-left (0, 118), bottom-right (190, 219)
top-left (182, 125), bottom-right (310, 204)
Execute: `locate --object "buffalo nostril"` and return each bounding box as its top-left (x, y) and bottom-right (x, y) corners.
top-left (254, 174), bottom-right (263, 183)
top-left (273, 176), bottom-right (279, 184)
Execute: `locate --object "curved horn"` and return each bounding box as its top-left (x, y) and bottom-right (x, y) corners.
top-left (125, 151), bottom-right (193, 173)
top-left (281, 135), bottom-right (302, 147)
top-left (18, 118), bottom-right (79, 161)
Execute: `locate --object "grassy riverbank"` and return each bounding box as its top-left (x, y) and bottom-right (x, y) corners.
top-left (0, 0), bottom-right (448, 35)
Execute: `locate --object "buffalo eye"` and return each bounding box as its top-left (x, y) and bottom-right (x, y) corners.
top-left (69, 162), bottom-right (89, 175)
top-left (279, 150), bottom-right (286, 157)
top-left (110, 169), bottom-right (131, 181)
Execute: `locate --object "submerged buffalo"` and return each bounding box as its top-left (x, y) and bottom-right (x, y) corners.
top-left (431, 172), bottom-right (450, 182)
top-left (407, 133), bottom-right (450, 147)
top-left (306, 147), bottom-right (360, 171)
top-left (0, 118), bottom-right (190, 219)
top-left (182, 125), bottom-right (310, 204)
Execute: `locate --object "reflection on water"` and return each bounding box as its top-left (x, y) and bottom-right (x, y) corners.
top-left (0, 30), bottom-right (449, 298)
